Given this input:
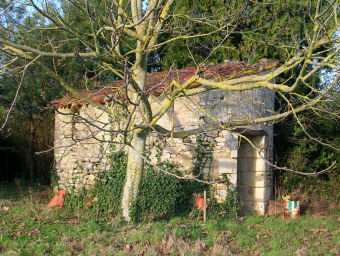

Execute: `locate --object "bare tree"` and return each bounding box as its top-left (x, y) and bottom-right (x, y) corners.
top-left (0, 0), bottom-right (339, 221)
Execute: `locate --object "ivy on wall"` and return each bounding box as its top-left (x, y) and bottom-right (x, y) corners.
top-left (62, 135), bottom-right (242, 222)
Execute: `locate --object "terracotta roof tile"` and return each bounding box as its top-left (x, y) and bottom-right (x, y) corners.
top-left (51, 60), bottom-right (279, 107)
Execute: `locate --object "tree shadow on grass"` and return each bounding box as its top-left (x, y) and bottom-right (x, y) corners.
top-left (0, 182), bottom-right (50, 202)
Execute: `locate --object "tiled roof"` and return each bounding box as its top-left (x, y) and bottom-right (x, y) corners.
top-left (51, 60), bottom-right (279, 107)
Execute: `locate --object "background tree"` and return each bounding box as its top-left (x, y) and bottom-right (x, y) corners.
top-left (155, 0), bottom-right (322, 70)
top-left (0, 0), bottom-right (104, 183)
top-left (0, 0), bottom-right (339, 221)
top-left (0, 54), bottom-right (56, 184)
top-left (273, 73), bottom-right (340, 205)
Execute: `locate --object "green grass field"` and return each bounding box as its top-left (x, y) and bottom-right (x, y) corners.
top-left (1, 183), bottom-right (340, 255)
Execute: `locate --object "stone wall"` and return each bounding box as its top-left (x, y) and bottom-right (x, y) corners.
top-left (54, 105), bottom-right (113, 191)
top-left (54, 77), bottom-right (274, 214)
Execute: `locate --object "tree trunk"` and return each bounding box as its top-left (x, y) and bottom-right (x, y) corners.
top-left (29, 114), bottom-right (35, 184)
top-left (121, 49), bottom-right (148, 221)
top-left (121, 128), bottom-right (147, 222)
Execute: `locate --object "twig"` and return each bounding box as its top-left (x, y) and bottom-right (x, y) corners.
top-left (0, 56), bottom-right (40, 132)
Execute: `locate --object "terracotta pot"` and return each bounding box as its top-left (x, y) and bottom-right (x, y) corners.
top-left (195, 198), bottom-right (205, 211)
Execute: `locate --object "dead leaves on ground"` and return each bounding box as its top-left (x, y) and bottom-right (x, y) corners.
top-left (247, 223), bottom-right (264, 230)
top-left (27, 228), bottom-right (40, 237)
top-left (2, 200), bottom-right (340, 256)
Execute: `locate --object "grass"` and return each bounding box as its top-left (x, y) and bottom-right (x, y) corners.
top-left (1, 183), bottom-right (340, 255)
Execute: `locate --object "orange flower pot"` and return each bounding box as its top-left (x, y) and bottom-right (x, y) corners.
top-left (47, 190), bottom-right (66, 209)
top-left (195, 198), bottom-right (205, 211)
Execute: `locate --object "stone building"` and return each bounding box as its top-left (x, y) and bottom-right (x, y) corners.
top-left (51, 60), bottom-right (278, 214)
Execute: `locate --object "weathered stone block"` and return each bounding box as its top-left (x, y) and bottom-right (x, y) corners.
top-left (238, 142), bottom-right (255, 158)
top-left (88, 175), bottom-right (96, 181)
top-left (219, 158), bottom-right (237, 174)
top-left (59, 172), bottom-right (68, 178)
top-left (230, 150), bottom-right (237, 159)
top-left (206, 137), bottom-right (214, 143)
top-left (219, 130), bottom-right (229, 137)
top-left (237, 171), bottom-right (270, 188)
top-left (252, 136), bottom-right (265, 148)
top-left (214, 183), bottom-right (227, 190)
top-left (244, 158), bottom-right (270, 172)
top-left (213, 149), bottom-right (230, 159)
top-left (227, 173), bottom-right (237, 187)
top-left (241, 201), bottom-right (269, 215)
top-left (237, 158), bottom-right (247, 172)
top-left (215, 189), bottom-right (227, 198)
top-left (225, 132), bottom-right (238, 151)
top-left (161, 153), bottom-right (171, 161)
top-left (203, 168), bottom-right (210, 174)
top-left (215, 137), bottom-right (224, 143)
top-left (237, 187), bottom-right (272, 202)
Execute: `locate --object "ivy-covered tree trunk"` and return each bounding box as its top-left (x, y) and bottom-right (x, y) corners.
top-left (121, 129), bottom-right (147, 222)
